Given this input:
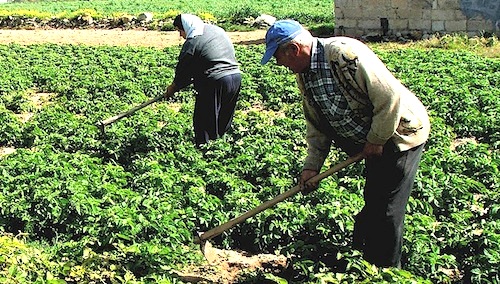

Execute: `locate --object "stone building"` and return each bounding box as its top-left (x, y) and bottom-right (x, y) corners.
top-left (334, 0), bottom-right (500, 38)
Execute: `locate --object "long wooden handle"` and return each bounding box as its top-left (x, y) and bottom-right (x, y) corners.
top-left (195, 153), bottom-right (363, 243)
top-left (98, 94), bottom-right (164, 127)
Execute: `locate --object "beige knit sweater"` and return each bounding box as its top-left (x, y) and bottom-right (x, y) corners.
top-left (297, 36), bottom-right (430, 171)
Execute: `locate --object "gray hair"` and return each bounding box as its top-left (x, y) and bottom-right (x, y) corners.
top-left (279, 29), bottom-right (313, 49)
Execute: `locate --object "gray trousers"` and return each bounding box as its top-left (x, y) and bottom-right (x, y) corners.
top-left (352, 142), bottom-right (425, 268)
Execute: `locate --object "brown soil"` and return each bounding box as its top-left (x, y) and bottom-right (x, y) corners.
top-left (0, 28), bottom-right (267, 47)
top-left (174, 241), bottom-right (287, 283)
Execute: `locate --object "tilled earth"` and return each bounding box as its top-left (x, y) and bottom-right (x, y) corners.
top-left (0, 28), bottom-right (266, 47)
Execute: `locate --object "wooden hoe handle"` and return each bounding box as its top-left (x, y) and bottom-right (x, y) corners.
top-left (195, 153), bottom-right (364, 243)
top-left (98, 94), bottom-right (164, 127)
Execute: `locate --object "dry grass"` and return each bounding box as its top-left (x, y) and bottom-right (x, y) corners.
top-left (370, 33), bottom-right (500, 58)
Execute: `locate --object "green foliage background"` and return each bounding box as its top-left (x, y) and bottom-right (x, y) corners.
top-left (1, 42), bottom-right (499, 284)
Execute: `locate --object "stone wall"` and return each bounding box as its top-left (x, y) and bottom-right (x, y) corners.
top-left (334, 0), bottom-right (500, 38)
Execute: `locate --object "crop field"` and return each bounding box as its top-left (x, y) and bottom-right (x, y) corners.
top-left (0, 0), bottom-right (499, 284)
top-left (0, 0), bottom-right (333, 30)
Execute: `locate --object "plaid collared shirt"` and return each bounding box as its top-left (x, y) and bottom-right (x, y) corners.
top-left (300, 39), bottom-right (370, 144)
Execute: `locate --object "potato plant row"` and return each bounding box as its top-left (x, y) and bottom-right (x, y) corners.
top-left (0, 43), bottom-right (499, 283)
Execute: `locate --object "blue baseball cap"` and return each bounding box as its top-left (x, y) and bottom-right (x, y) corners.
top-left (261, 19), bottom-right (304, 64)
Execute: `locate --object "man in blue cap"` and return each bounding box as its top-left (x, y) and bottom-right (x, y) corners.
top-left (261, 19), bottom-right (430, 268)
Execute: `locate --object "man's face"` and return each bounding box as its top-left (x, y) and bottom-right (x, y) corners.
top-left (273, 44), bottom-right (308, 73)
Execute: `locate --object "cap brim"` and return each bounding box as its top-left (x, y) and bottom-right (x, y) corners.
top-left (261, 27), bottom-right (303, 65)
top-left (261, 44), bottom-right (278, 65)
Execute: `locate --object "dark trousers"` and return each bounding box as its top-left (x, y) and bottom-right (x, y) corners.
top-left (193, 73), bottom-right (241, 146)
top-left (353, 142), bottom-right (425, 268)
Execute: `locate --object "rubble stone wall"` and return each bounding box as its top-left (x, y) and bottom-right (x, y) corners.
top-left (334, 0), bottom-right (500, 38)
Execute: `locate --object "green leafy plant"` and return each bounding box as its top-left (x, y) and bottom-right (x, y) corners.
top-left (0, 35), bottom-right (498, 283)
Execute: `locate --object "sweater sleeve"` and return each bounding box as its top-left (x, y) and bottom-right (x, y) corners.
top-left (173, 40), bottom-right (196, 90)
top-left (297, 76), bottom-right (332, 171)
top-left (303, 119), bottom-right (332, 171)
top-left (357, 54), bottom-right (402, 145)
top-left (336, 39), bottom-right (401, 145)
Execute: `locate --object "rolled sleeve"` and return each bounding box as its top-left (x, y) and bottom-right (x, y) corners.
top-left (303, 120), bottom-right (331, 171)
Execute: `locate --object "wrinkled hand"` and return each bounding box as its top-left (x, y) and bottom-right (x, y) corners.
top-left (164, 84), bottom-right (176, 99)
top-left (299, 169), bottom-right (319, 194)
top-left (362, 142), bottom-right (384, 159)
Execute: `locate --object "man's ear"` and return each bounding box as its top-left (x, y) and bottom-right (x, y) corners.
top-left (288, 42), bottom-right (301, 56)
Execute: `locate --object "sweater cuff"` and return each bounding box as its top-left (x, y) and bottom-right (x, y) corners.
top-left (366, 131), bottom-right (389, 145)
top-left (302, 159), bottom-right (323, 172)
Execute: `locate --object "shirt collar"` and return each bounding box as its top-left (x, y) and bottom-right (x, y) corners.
top-left (305, 38), bottom-right (320, 74)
